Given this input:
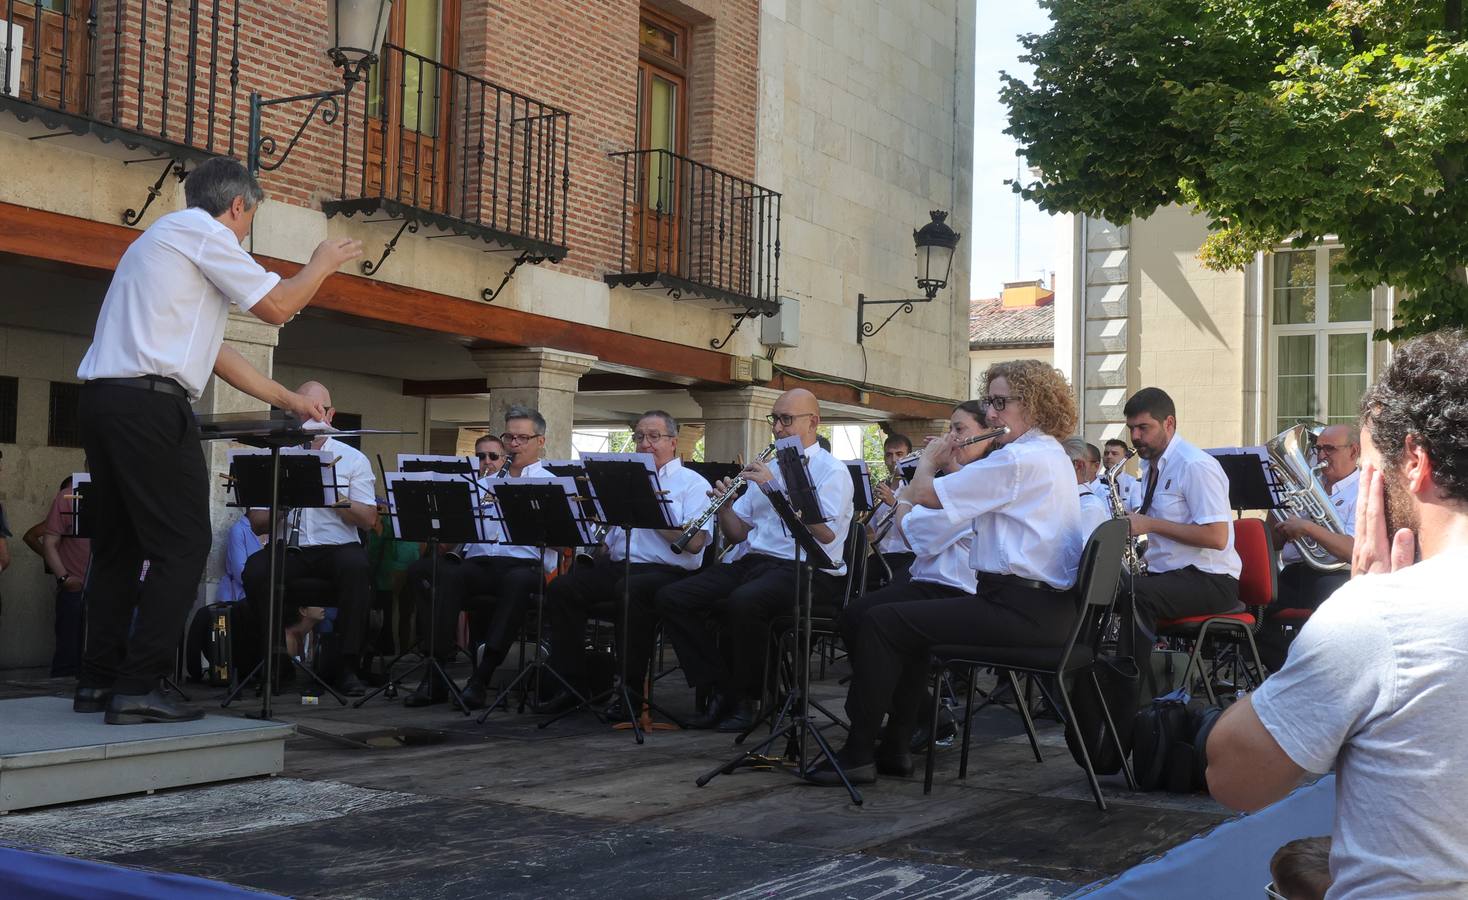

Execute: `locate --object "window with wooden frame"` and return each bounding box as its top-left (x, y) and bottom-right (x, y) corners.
top-left (635, 8), bottom-right (689, 270)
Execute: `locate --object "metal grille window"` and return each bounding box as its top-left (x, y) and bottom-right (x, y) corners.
top-left (1269, 247), bottom-right (1374, 433)
top-left (48, 381), bottom-right (83, 448)
top-left (0, 376), bottom-right (17, 444)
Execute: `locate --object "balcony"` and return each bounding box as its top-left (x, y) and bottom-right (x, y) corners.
top-left (0, 0), bottom-right (240, 219)
top-left (605, 148), bottom-right (780, 316)
top-left (320, 43), bottom-right (571, 284)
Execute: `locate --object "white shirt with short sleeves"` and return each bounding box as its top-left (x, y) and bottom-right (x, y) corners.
top-left (1077, 483), bottom-right (1111, 544)
top-left (1091, 471), bottom-right (1138, 507)
top-left (1129, 435), bottom-right (1241, 578)
top-left (729, 442), bottom-right (854, 577)
top-left (1280, 467), bottom-right (1359, 566)
top-left (77, 208), bottom-right (280, 400)
top-left (932, 430), bottom-right (1083, 590)
top-left (289, 438), bottom-right (376, 548)
top-left (899, 503), bottom-right (976, 594)
top-left (465, 461), bottom-right (557, 572)
top-left (1251, 548), bottom-right (1468, 899)
top-left (605, 458), bottom-right (713, 571)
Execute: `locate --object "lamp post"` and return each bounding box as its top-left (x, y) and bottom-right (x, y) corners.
top-left (856, 210), bottom-right (963, 343)
top-left (246, 0), bottom-right (393, 175)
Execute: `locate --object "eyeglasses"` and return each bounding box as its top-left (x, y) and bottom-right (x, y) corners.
top-left (981, 394), bottom-right (1022, 412)
top-left (1315, 443), bottom-right (1348, 455)
top-left (475, 451), bottom-right (503, 461)
top-left (500, 432), bottom-right (541, 444)
top-left (766, 412), bottom-right (815, 427)
top-left (632, 431), bottom-right (671, 443)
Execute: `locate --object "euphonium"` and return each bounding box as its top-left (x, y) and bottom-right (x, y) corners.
top-left (670, 443), bottom-right (777, 554)
top-left (1266, 424), bottom-right (1349, 573)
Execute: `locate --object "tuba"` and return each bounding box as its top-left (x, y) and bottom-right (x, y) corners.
top-left (1266, 424), bottom-right (1349, 573)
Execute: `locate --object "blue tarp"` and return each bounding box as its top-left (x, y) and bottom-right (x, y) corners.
top-left (1071, 775), bottom-right (1336, 898)
top-left (0, 846), bottom-right (285, 899)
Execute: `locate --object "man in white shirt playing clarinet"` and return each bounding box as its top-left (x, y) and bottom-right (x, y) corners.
top-left (74, 156), bottom-right (360, 724)
top-left (539, 411), bottom-right (713, 719)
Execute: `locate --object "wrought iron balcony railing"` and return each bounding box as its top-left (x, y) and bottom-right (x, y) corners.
top-left (320, 43), bottom-right (571, 291)
top-left (605, 148), bottom-right (780, 316)
top-left (0, 0), bottom-right (241, 221)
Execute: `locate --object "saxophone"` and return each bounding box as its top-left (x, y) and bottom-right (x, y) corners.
top-left (1266, 424), bottom-right (1349, 573)
top-left (1102, 449), bottom-right (1146, 575)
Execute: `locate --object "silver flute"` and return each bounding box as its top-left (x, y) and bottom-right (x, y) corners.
top-left (869, 426), bottom-right (1009, 541)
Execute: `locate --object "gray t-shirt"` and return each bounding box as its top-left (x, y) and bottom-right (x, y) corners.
top-left (1252, 547), bottom-right (1468, 899)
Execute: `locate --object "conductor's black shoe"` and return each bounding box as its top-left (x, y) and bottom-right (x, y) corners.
top-left (333, 671), bottom-right (368, 698)
top-left (104, 690), bottom-right (204, 725)
top-left (804, 756), bottom-right (877, 786)
top-left (910, 707), bottom-right (958, 754)
top-left (532, 690), bottom-right (580, 716)
top-left (875, 747), bottom-right (915, 778)
top-left (73, 686), bottom-right (112, 714)
top-left (460, 679), bottom-right (489, 710)
top-left (716, 699), bottom-right (756, 733)
top-left (686, 692), bottom-right (734, 730)
top-left (403, 678), bottom-right (446, 708)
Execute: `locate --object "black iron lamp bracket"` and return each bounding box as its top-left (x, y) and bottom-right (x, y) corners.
top-left (710, 311), bottom-right (759, 350)
top-left (121, 156), bottom-right (189, 226)
top-left (247, 88), bottom-right (347, 176)
top-left (482, 250), bottom-right (549, 302)
top-left (857, 292), bottom-right (936, 344)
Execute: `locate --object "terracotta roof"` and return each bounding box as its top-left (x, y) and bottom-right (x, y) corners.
top-left (968, 298), bottom-right (1055, 348)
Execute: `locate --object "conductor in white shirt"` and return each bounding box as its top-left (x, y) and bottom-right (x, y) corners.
top-left (73, 157), bottom-right (361, 724)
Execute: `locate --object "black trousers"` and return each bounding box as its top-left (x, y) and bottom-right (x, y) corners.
top-left (866, 551), bottom-right (915, 590)
top-left (241, 542), bottom-right (373, 658)
top-left (1125, 565), bottom-right (1241, 692)
top-left (79, 382), bottom-right (211, 695)
top-left (654, 553), bottom-right (839, 702)
top-left (405, 554), bottom-right (495, 660)
top-left (844, 579), bottom-right (1078, 759)
top-left (1276, 562), bottom-right (1348, 611)
top-left (545, 557), bottom-right (689, 690)
top-left (451, 556), bottom-right (543, 681)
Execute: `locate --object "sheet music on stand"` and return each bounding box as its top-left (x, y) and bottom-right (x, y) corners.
top-left (579, 451), bottom-right (677, 532)
top-left (844, 460), bottom-right (875, 514)
top-left (225, 448), bottom-right (343, 510)
top-left (773, 435), bottom-right (825, 527)
top-left (383, 472), bottom-right (495, 544)
top-left (1206, 445), bottom-right (1285, 512)
top-left (483, 476), bottom-right (598, 549)
top-left (543, 460), bottom-right (606, 540)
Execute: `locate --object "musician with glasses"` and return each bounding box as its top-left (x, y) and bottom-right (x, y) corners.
top-left (1274, 424), bottom-right (1359, 609)
top-left (654, 388), bottom-right (854, 733)
top-left (867, 433), bottom-right (916, 586)
top-left (403, 405), bottom-right (554, 708)
top-left (537, 411), bottom-right (713, 718)
top-left (810, 361), bottom-right (1083, 785)
top-left (474, 434), bottom-right (509, 478)
top-left (1121, 387), bottom-right (1243, 693)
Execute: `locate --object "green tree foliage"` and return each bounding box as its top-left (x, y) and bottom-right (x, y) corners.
top-left (1002, 0), bottom-right (1468, 338)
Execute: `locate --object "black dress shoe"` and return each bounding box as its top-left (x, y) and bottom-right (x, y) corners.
top-left (403, 678), bottom-right (447, 708)
top-left (805, 757), bottom-right (877, 786)
top-left (685, 692), bottom-right (734, 730)
top-left (333, 671), bottom-right (368, 698)
top-left (875, 747), bottom-right (915, 777)
top-left (716, 699), bottom-right (756, 733)
top-left (910, 707), bottom-right (958, 754)
top-left (104, 689), bottom-right (204, 725)
top-left (74, 686), bottom-right (112, 714)
top-left (460, 679), bottom-right (489, 711)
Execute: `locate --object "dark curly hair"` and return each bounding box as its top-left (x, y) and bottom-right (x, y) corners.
top-left (1360, 328), bottom-right (1468, 504)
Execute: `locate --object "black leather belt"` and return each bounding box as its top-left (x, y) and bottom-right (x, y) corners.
top-left (979, 571), bottom-right (1066, 593)
top-left (89, 376), bottom-right (188, 398)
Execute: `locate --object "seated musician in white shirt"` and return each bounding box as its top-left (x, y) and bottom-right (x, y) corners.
top-left (1064, 437), bottom-right (1112, 540)
top-left (654, 389), bottom-right (854, 733)
top-left (538, 411), bottom-right (713, 718)
top-left (866, 432), bottom-right (915, 586)
top-left (242, 381), bottom-right (378, 696)
top-left (1093, 438), bottom-right (1138, 498)
top-left (810, 360), bottom-right (1084, 785)
top-left (1121, 387), bottom-right (1243, 693)
top-left (1274, 423), bottom-right (1359, 609)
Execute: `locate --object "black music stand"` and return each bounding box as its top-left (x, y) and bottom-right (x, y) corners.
top-left (476, 478), bottom-right (595, 723)
top-left (844, 459), bottom-right (884, 593)
top-left (1210, 448), bottom-right (1285, 514)
top-left (219, 447), bottom-right (349, 711)
top-left (696, 482), bottom-right (860, 804)
top-left (354, 472), bottom-right (487, 713)
top-left (538, 455), bottom-right (683, 742)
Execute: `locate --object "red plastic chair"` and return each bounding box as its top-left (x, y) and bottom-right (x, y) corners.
top-left (1155, 518), bottom-right (1273, 703)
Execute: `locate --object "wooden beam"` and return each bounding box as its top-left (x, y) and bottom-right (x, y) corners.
top-left (401, 378), bottom-right (489, 397)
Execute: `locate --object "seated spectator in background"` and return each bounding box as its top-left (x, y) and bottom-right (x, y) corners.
top-left (1206, 329), bottom-right (1468, 899)
top-left (222, 511), bottom-right (265, 604)
top-left (40, 477), bottom-right (91, 677)
top-left (1269, 837), bottom-right (1332, 900)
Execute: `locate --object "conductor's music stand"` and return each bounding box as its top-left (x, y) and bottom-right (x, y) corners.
top-left (219, 447), bottom-right (349, 711)
top-left (538, 453), bottom-right (684, 742)
top-left (353, 472), bottom-right (489, 713)
top-left (476, 477), bottom-right (596, 724)
top-left (696, 481), bottom-right (860, 803)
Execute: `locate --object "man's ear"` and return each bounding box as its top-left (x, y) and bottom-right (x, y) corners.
top-left (1402, 434), bottom-right (1433, 495)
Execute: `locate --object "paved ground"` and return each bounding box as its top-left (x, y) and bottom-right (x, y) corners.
top-left (0, 655), bottom-right (1233, 899)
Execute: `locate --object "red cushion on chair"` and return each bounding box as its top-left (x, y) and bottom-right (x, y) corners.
top-left (1232, 518), bottom-right (1276, 609)
top-left (1158, 612), bottom-right (1257, 629)
top-left (1270, 607), bottom-right (1312, 624)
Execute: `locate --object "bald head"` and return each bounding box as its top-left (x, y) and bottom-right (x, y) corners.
top-left (770, 388), bottom-right (822, 446)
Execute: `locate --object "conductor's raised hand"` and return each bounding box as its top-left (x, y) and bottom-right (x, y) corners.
top-left (283, 389), bottom-right (328, 423)
top-left (311, 237), bottom-right (364, 270)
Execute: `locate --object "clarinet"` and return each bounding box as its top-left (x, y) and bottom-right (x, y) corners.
top-left (670, 444), bottom-right (777, 554)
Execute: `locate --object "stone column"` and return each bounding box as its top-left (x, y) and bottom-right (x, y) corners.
top-left (193, 311), bottom-right (280, 605)
top-left (690, 386), bottom-right (784, 463)
top-left (674, 423), bottom-right (705, 462)
top-left (471, 347), bottom-right (597, 460)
